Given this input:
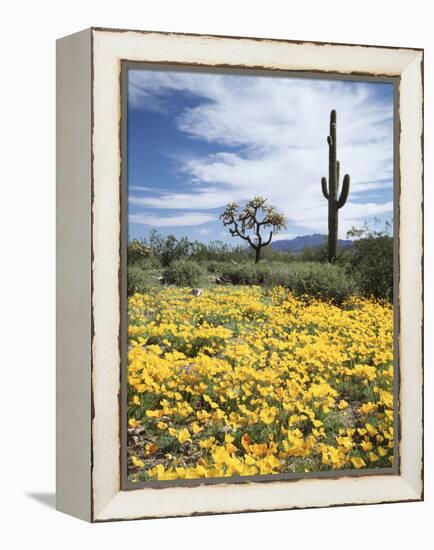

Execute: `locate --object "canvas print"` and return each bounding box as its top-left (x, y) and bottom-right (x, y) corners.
top-left (125, 67), bottom-right (396, 484)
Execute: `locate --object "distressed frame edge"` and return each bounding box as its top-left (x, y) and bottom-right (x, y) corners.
top-left (91, 25), bottom-right (424, 54)
top-left (89, 29), bottom-right (423, 522)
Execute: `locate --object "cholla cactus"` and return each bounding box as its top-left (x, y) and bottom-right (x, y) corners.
top-left (321, 110), bottom-right (350, 263)
top-left (220, 196), bottom-right (287, 263)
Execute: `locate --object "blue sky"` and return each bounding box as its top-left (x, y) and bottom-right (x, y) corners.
top-left (127, 68), bottom-right (394, 243)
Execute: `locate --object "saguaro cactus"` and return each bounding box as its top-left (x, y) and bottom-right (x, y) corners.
top-left (321, 109), bottom-right (350, 263)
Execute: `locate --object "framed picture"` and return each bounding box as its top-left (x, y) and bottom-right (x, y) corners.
top-left (56, 27), bottom-right (423, 522)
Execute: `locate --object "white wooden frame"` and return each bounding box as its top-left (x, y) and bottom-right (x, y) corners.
top-left (56, 27), bottom-right (423, 522)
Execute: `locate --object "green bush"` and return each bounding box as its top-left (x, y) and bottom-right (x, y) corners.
top-left (210, 261), bottom-right (357, 304)
top-left (130, 256), bottom-right (161, 271)
top-left (127, 239), bottom-right (152, 264)
top-left (127, 266), bottom-right (149, 296)
top-left (218, 263), bottom-right (267, 285)
top-left (206, 260), bottom-right (223, 274)
top-left (163, 260), bottom-right (203, 287)
top-left (145, 230), bottom-right (193, 266)
top-left (342, 236), bottom-right (393, 301)
top-left (127, 239), bottom-right (161, 270)
top-left (266, 262), bottom-right (357, 304)
top-left (297, 244), bottom-right (329, 263)
top-left (191, 240), bottom-right (252, 263)
top-left (341, 222), bottom-right (393, 301)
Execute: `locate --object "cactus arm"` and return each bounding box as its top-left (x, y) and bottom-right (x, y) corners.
top-left (337, 174), bottom-right (350, 208)
top-left (321, 177), bottom-right (329, 200)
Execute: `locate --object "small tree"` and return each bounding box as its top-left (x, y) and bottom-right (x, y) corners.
top-left (343, 220), bottom-right (393, 301)
top-left (144, 229), bottom-right (192, 266)
top-left (220, 196), bottom-right (287, 263)
top-left (127, 239), bottom-right (152, 265)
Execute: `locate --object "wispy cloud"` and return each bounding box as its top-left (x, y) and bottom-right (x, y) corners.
top-left (128, 70), bottom-right (394, 237)
top-left (128, 189), bottom-right (227, 210)
top-left (273, 233), bottom-right (299, 241)
top-left (129, 212), bottom-right (215, 227)
top-left (128, 185), bottom-right (155, 192)
top-left (196, 227), bottom-right (212, 236)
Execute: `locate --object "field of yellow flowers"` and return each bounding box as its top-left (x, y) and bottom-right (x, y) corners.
top-left (127, 286), bottom-right (394, 482)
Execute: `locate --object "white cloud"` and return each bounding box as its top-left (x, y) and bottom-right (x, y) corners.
top-left (129, 190), bottom-right (227, 210)
top-left (128, 185), bottom-right (155, 192)
top-left (273, 233), bottom-right (299, 241)
top-left (196, 227), bottom-right (212, 236)
top-left (129, 212), bottom-right (215, 227)
top-left (129, 70), bottom-right (394, 237)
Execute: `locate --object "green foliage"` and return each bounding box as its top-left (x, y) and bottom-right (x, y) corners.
top-left (259, 245), bottom-right (295, 263)
top-left (297, 243), bottom-right (329, 263)
top-left (268, 262), bottom-right (356, 304)
top-left (127, 238), bottom-right (161, 270)
top-left (191, 240), bottom-right (252, 263)
top-left (145, 230), bottom-right (193, 266)
top-left (342, 222), bottom-right (393, 301)
top-left (127, 266), bottom-right (150, 296)
top-left (217, 262), bottom-right (270, 285)
top-left (206, 260), bottom-right (223, 274)
top-left (212, 261), bottom-right (357, 304)
top-left (128, 230), bottom-right (295, 268)
top-left (128, 229), bottom-right (193, 267)
top-left (126, 223), bottom-right (393, 302)
top-left (163, 260), bottom-right (203, 287)
top-left (127, 239), bottom-right (152, 264)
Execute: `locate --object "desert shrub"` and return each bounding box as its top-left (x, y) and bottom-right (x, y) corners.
top-left (221, 263), bottom-right (258, 285)
top-left (266, 262), bottom-right (357, 304)
top-left (217, 263), bottom-right (269, 285)
top-left (127, 239), bottom-right (152, 264)
top-left (298, 243), bottom-right (329, 263)
top-left (127, 239), bottom-right (161, 270)
top-left (206, 260), bottom-right (224, 274)
top-left (163, 260), bottom-right (203, 287)
top-left (129, 255), bottom-right (161, 270)
top-left (127, 266), bottom-right (150, 296)
top-left (191, 240), bottom-right (252, 263)
top-left (342, 223), bottom-right (393, 302)
top-left (143, 230), bottom-right (193, 266)
top-left (258, 245), bottom-right (295, 263)
top-left (206, 260), bottom-right (257, 277)
top-left (133, 230), bottom-right (299, 266)
top-left (208, 261), bottom-right (357, 303)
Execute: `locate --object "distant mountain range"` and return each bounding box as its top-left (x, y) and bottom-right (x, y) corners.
top-left (272, 233), bottom-right (353, 252)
